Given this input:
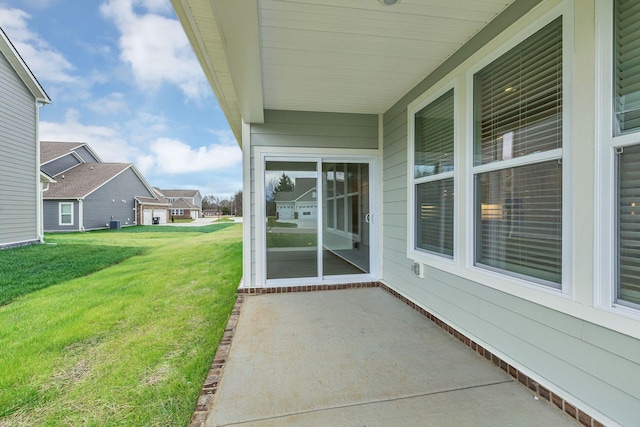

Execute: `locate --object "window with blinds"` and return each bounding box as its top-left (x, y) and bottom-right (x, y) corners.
top-left (415, 90), bottom-right (454, 178)
top-left (474, 17), bottom-right (562, 166)
top-left (473, 17), bottom-right (563, 286)
top-left (618, 145), bottom-right (640, 306)
top-left (413, 89), bottom-right (454, 257)
top-left (614, 0), bottom-right (640, 135)
top-left (614, 0), bottom-right (640, 308)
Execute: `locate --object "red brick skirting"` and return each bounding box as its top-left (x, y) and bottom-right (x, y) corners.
top-left (189, 294), bottom-right (244, 427)
top-left (190, 282), bottom-right (605, 427)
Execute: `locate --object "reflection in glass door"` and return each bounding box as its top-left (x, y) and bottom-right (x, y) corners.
top-left (322, 163), bottom-right (370, 275)
top-left (265, 161), bottom-right (318, 280)
top-left (264, 159), bottom-right (371, 282)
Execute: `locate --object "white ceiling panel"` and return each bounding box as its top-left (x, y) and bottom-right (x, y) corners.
top-left (172, 0), bottom-right (516, 142)
top-left (258, 0), bottom-right (514, 113)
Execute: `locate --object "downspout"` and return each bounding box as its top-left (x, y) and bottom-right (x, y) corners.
top-left (35, 100), bottom-right (44, 243)
top-left (78, 198), bottom-right (84, 231)
top-left (39, 181), bottom-right (49, 242)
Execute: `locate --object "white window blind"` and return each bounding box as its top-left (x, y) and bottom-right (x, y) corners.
top-left (617, 137), bottom-right (640, 305)
top-left (474, 17), bottom-right (563, 165)
top-left (413, 89), bottom-right (455, 257)
top-left (415, 90), bottom-right (454, 178)
top-left (614, 0), bottom-right (640, 135)
top-left (476, 161), bottom-right (562, 284)
top-left (416, 179), bottom-right (454, 256)
top-left (473, 17), bottom-right (563, 286)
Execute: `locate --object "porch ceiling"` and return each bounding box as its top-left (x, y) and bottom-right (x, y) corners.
top-left (172, 0), bottom-right (516, 144)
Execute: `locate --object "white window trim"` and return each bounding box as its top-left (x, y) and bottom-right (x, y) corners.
top-left (407, 80), bottom-right (459, 266)
top-left (59, 202), bottom-right (73, 226)
top-left (406, 1), bottom-right (574, 298)
top-left (595, 0), bottom-right (640, 320)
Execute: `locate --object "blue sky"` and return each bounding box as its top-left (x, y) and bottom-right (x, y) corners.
top-left (0, 0), bottom-right (242, 198)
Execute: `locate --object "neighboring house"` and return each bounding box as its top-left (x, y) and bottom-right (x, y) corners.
top-left (136, 187), bottom-right (171, 225)
top-left (273, 178), bottom-right (316, 220)
top-left (157, 188), bottom-right (202, 219)
top-left (168, 197), bottom-right (200, 220)
top-left (172, 1), bottom-right (640, 426)
top-left (0, 27), bottom-right (51, 248)
top-left (40, 141), bottom-right (160, 231)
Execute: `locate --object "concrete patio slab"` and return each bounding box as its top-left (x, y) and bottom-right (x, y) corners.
top-left (205, 288), bottom-right (578, 426)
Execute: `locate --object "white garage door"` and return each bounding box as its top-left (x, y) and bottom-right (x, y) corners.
top-left (143, 209), bottom-right (152, 225)
top-left (153, 209), bottom-right (167, 224)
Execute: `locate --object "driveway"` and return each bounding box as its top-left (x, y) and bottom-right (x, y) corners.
top-left (199, 288), bottom-right (579, 426)
top-left (161, 217), bottom-right (242, 227)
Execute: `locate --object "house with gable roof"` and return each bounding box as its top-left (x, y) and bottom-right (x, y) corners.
top-left (0, 27), bottom-right (51, 248)
top-left (40, 141), bottom-right (163, 231)
top-left (172, 0), bottom-right (640, 425)
top-left (156, 188), bottom-right (202, 219)
top-left (273, 177), bottom-right (316, 220)
top-left (136, 187), bottom-right (171, 225)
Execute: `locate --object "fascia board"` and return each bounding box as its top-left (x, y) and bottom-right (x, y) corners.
top-left (212, 0), bottom-right (264, 126)
top-left (171, 0), bottom-right (245, 145)
top-left (0, 28), bottom-right (51, 104)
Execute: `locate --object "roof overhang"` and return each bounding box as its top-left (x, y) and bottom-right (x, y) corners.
top-left (0, 27), bottom-right (51, 104)
top-left (172, 0), bottom-right (263, 146)
top-left (171, 0), bottom-right (528, 147)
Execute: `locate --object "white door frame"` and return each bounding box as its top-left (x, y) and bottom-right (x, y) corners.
top-left (255, 147), bottom-right (379, 287)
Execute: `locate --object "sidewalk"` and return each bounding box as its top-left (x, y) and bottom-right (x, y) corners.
top-left (201, 288), bottom-right (578, 426)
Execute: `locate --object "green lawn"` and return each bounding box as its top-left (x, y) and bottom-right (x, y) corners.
top-left (0, 224), bottom-right (242, 426)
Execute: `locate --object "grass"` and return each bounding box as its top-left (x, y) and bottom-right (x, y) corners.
top-left (0, 223), bottom-right (242, 426)
top-left (266, 217), bottom-right (297, 228)
top-left (0, 244), bottom-right (144, 306)
top-left (266, 232), bottom-right (317, 248)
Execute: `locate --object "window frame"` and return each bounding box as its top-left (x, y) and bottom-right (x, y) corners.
top-left (407, 81), bottom-right (459, 265)
top-left (406, 3), bottom-right (572, 295)
top-left (470, 15), bottom-right (566, 289)
top-left (596, 0), bottom-right (640, 317)
top-left (466, 7), bottom-right (572, 294)
top-left (59, 202), bottom-right (73, 226)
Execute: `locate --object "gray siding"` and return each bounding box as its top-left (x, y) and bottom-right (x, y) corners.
top-left (43, 200), bottom-right (79, 232)
top-left (41, 154), bottom-right (81, 177)
top-left (249, 109), bottom-right (378, 284)
top-left (0, 50), bottom-right (39, 246)
top-left (74, 146), bottom-right (99, 163)
top-left (380, 1), bottom-right (638, 425)
top-left (83, 168), bottom-right (154, 230)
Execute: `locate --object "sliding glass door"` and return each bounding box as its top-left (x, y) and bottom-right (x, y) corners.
top-left (322, 162), bottom-right (370, 275)
top-left (265, 158), bottom-right (372, 283)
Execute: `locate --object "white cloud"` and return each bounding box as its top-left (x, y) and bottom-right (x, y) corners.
top-left (136, 0), bottom-right (172, 14)
top-left (89, 92), bottom-right (129, 115)
top-left (40, 109), bottom-right (135, 163)
top-left (0, 6), bottom-right (76, 84)
top-left (100, 0), bottom-right (209, 100)
top-left (141, 135), bottom-right (241, 175)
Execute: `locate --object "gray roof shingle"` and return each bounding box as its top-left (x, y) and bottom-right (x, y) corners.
top-left (45, 163), bottom-right (131, 198)
top-left (159, 189), bottom-right (200, 198)
top-left (40, 141), bottom-right (86, 164)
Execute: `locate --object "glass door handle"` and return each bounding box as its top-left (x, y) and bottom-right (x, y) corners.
top-left (365, 213), bottom-right (371, 224)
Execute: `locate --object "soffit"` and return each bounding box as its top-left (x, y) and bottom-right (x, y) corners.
top-left (259, 0), bottom-right (514, 114)
top-left (172, 0), bottom-right (516, 143)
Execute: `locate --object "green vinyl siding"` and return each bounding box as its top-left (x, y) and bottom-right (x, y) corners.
top-left (381, 1), bottom-right (639, 425)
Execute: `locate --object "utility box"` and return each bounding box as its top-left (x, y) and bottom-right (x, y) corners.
top-left (109, 220), bottom-right (121, 230)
